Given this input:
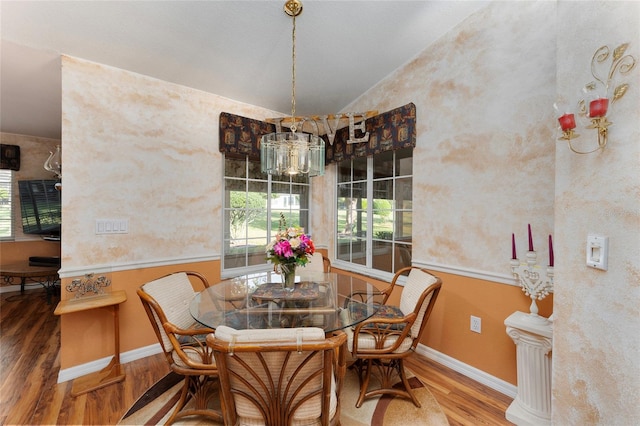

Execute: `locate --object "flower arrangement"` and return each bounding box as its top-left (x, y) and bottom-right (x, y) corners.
top-left (266, 214), bottom-right (315, 274)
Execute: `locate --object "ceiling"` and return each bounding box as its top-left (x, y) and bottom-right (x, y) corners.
top-left (0, 1), bottom-right (488, 140)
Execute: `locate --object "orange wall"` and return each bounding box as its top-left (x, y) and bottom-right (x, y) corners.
top-left (422, 271), bottom-right (552, 384)
top-left (58, 260), bottom-right (220, 368)
top-left (334, 266), bottom-right (552, 385)
top-left (58, 260), bottom-right (552, 387)
top-left (0, 241), bottom-right (61, 276)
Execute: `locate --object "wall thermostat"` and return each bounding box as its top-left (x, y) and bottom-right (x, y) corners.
top-left (586, 234), bottom-right (608, 270)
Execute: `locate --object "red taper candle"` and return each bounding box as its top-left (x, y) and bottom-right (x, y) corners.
top-left (512, 233), bottom-right (517, 260)
top-left (528, 224), bottom-right (534, 251)
top-left (549, 234), bottom-right (554, 267)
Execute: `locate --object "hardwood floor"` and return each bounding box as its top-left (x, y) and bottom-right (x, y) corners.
top-left (1, 287), bottom-right (513, 425)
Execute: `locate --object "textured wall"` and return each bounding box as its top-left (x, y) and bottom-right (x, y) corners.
top-left (61, 56), bottom-right (281, 274)
top-left (554, 2), bottom-right (640, 424)
top-left (343, 1), bottom-right (556, 275)
top-left (335, 1), bottom-right (558, 385)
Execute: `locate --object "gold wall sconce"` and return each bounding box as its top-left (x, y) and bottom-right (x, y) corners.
top-left (555, 43), bottom-right (636, 154)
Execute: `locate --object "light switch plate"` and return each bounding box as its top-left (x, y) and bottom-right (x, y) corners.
top-left (586, 234), bottom-right (608, 270)
top-left (95, 219), bottom-right (129, 234)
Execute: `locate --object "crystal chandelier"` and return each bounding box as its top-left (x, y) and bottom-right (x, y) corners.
top-left (260, 0), bottom-right (325, 177)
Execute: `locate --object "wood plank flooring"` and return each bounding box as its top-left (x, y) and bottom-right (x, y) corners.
top-left (1, 287), bottom-right (513, 425)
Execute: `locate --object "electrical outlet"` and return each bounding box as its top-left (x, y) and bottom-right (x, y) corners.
top-left (470, 315), bottom-right (482, 333)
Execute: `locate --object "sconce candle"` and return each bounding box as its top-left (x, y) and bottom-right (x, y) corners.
top-left (588, 98), bottom-right (609, 118)
top-left (558, 113), bottom-right (576, 131)
top-left (512, 233), bottom-right (517, 260)
top-left (555, 43), bottom-right (636, 155)
top-left (528, 224), bottom-right (534, 252)
top-left (548, 235), bottom-right (554, 267)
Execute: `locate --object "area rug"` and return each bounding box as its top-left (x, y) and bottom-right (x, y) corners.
top-left (119, 368), bottom-right (449, 425)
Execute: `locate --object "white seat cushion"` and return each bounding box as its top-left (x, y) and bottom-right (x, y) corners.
top-left (399, 268), bottom-right (438, 338)
top-left (215, 326), bottom-right (337, 425)
top-left (142, 272), bottom-right (197, 348)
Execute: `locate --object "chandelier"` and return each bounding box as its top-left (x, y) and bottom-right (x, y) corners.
top-left (260, 0), bottom-right (325, 177)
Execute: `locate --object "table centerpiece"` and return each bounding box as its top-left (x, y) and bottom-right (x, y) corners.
top-left (266, 214), bottom-right (315, 289)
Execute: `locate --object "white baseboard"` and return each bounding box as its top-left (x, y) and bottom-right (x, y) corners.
top-left (57, 343), bottom-right (162, 384)
top-left (415, 343), bottom-right (517, 398)
top-left (57, 340), bottom-right (517, 400)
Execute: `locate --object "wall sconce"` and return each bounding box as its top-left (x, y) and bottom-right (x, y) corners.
top-left (43, 145), bottom-right (62, 190)
top-left (555, 43), bottom-right (636, 154)
top-left (44, 145), bottom-right (62, 177)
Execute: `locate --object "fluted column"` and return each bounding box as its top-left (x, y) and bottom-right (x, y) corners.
top-left (505, 311), bottom-right (553, 425)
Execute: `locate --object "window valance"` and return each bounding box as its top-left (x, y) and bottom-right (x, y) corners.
top-left (325, 103), bottom-right (416, 164)
top-left (219, 113), bottom-right (275, 161)
top-left (218, 102), bottom-right (416, 165)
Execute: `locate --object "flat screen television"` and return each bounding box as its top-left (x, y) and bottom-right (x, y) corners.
top-left (18, 179), bottom-right (61, 237)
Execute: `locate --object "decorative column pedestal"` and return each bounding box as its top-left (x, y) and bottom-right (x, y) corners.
top-left (505, 311), bottom-right (553, 426)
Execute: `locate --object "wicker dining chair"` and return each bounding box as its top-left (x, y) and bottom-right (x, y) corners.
top-left (137, 271), bottom-right (223, 424)
top-left (341, 266), bottom-right (442, 408)
top-left (306, 252), bottom-right (331, 273)
top-left (207, 326), bottom-right (347, 426)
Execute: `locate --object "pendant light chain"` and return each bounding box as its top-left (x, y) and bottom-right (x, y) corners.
top-left (260, 0), bottom-right (325, 177)
top-left (290, 12), bottom-right (297, 133)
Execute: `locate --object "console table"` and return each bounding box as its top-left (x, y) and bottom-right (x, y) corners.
top-left (54, 290), bottom-right (127, 396)
top-left (0, 261), bottom-right (59, 302)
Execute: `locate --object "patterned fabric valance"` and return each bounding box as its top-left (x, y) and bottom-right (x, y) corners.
top-left (219, 112), bottom-right (275, 161)
top-left (218, 102), bottom-right (416, 165)
top-left (325, 103), bottom-right (416, 164)
top-left (0, 144), bottom-right (20, 171)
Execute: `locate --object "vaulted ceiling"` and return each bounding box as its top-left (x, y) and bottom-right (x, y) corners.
top-left (1, 1), bottom-right (488, 140)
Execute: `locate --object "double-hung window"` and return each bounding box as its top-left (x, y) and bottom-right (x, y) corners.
top-left (0, 170), bottom-right (13, 240)
top-left (336, 147), bottom-right (412, 276)
top-left (223, 156), bottom-right (310, 275)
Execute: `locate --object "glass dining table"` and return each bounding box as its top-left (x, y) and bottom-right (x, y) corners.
top-left (190, 271), bottom-right (380, 332)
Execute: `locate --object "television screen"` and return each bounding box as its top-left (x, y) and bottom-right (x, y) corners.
top-left (18, 180), bottom-right (61, 236)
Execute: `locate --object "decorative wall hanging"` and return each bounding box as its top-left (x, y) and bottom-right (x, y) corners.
top-left (0, 144), bottom-right (20, 171)
top-left (66, 272), bottom-right (112, 299)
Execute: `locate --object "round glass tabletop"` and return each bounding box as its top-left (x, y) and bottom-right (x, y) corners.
top-left (190, 271), bottom-right (380, 332)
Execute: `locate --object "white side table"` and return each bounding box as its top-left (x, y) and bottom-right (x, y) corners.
top-left (504, 311), bottom-right (553, 425)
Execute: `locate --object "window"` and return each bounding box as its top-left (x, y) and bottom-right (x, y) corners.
top-left (336, 147), bottom-right (412, 275)
top-left (0, 170), bottom-right (12, 240)
top-left (223, 156), bottom-right (310, 274)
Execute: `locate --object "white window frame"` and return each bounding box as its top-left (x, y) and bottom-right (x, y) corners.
top-left (222, 156), bottom-right (311, 277)
top-left (0, 170), bottom-right (13, 241)
top-left (334, 148), bottom-right (413, 282)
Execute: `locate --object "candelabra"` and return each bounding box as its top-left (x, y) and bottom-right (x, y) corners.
top-left (510, 251), bottom-right (553, 322)
top-left (66, 273), bottom-right (112, 298)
